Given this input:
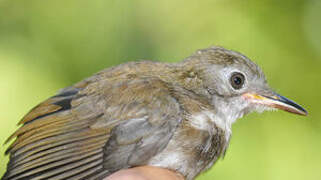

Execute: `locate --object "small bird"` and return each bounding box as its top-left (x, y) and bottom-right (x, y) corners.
top-left (2, 46), bottom-right (307, 180)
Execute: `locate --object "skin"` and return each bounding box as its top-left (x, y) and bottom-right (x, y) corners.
top-left (105, 166), bottom-right (184, 180)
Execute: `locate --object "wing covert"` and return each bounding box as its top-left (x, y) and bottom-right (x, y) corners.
top-left (2, 76), bottom-right (182, 180)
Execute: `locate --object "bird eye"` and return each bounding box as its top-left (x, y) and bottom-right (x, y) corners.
top-left (230, 72), bottom-right (245, 90)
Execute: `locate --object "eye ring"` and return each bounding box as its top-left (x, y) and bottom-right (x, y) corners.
top-left (230, 72), bottom-right (245, 90)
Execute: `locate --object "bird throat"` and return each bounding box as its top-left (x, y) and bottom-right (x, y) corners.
top-left (189, 96), bottom-right (247, 145)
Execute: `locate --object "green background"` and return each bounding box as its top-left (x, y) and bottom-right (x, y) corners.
top-left (1, 0), bottom-right (320, 179)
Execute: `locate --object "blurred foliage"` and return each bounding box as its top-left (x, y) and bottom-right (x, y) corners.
top-left (0, 0), bottom-right (320, 179)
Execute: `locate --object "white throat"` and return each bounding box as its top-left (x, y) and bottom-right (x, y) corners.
top-left (189, 110), bottom-right (241, 143)
top-left (188, 97), bottom-right (247, 143)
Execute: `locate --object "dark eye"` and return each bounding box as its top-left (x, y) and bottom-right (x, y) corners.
top-left (230, 72), bottom-right (245, 90)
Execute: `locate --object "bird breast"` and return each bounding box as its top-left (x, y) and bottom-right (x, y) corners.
top-left (148, 111), bottom-right (229, 180)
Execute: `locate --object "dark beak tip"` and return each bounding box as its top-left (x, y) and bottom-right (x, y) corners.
top-left (301, 109), bottom-right (308, 116)
top-left (274, 94), bottom-right (308, 117)
top-left (295, 110), bottom-right (308, 116)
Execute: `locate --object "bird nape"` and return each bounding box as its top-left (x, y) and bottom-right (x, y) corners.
top-left (2, 46), bottom-right (307, 180)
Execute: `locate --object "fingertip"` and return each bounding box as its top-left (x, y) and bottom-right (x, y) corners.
top-left (104, 166), bottom-right (184, 180)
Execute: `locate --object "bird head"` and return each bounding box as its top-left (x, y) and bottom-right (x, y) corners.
top-left (180, 47), bottom-right (307, 122)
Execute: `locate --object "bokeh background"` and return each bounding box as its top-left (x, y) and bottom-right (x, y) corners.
top-left (0, 0), bottom-right (320, 179)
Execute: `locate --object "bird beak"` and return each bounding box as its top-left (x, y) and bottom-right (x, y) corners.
top-left (243, 92), bottom-right (308, 116)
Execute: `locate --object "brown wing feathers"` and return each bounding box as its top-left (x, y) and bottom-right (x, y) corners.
top-left (3, 76), bottom-right (183, 180)
top-left (2, 88), bottom-right (109, 180)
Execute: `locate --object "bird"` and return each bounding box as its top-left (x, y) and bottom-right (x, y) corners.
top-left (1, 46), bottom-right (307, 180)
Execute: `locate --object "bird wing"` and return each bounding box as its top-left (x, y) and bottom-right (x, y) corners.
top-left (2, 75), bottom-right (182, 180)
